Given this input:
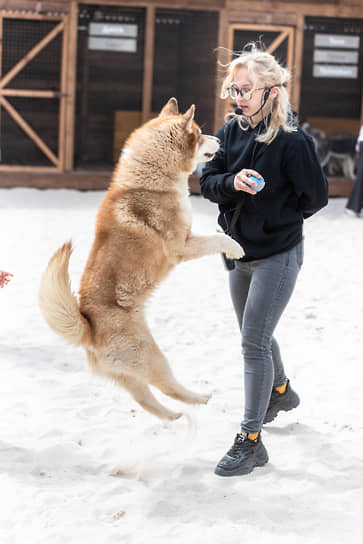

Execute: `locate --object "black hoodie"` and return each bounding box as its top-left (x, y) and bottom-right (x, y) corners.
top-left (199, 116), bottom-right (329, 261)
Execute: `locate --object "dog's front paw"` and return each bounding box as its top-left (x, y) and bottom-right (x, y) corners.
top-left (223, 237), bottom-right (245, 260)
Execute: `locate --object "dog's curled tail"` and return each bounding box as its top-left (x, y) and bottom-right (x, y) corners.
top-left (39, 241), bottom-right (91, 347)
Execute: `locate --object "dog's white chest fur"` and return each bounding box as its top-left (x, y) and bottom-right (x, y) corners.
top-left (175, 175), bottom-right (192, 228)
top-left (179, 194), bottom-right (192, 227)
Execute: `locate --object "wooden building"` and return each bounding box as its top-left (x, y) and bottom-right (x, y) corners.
top-left (0, 0), bottom-right (362, 194)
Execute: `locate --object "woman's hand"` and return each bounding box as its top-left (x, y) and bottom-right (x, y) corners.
top-left (234, 169), bottom-right (263, 194)
top-left (0, 270), bottom-right (13, 288)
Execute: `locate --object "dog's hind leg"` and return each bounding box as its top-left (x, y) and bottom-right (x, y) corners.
top-left (114, 373), bottom-right (183, 421)
top-left (148, 343), bottom-right (211, 406)
top-left (86, 349), bottom-right (182, 420)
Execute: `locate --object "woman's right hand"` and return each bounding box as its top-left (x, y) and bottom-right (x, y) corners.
top-left (234, 168), bottom-right (263, 194)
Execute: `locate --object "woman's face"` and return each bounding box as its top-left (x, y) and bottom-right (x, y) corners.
top-left (232, 66), bottom-right (268, 119)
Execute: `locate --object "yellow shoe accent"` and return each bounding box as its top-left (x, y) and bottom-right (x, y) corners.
top-left (275, 381), bottom-right (287, 394)
top-left (247, 432), bottom-right (259, 442)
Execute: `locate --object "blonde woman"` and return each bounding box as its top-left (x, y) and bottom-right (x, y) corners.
top-left (200, 45), bottom-right (328, 476)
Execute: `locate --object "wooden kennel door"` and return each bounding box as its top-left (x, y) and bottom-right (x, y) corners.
top-left (0, 11), bottom-right (70, 171)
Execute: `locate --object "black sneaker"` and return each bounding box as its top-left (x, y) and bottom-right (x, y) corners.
top-left (214, 432), bottom-right (268, 477)
top-left (263, 380), bottom-right (300, 424)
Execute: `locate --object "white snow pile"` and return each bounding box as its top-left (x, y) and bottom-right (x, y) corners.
top-left (0, 188), bottom-right (362, 543)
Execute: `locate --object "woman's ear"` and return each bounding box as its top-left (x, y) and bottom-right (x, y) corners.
top-left (271, 87), bottom-right (280, 99)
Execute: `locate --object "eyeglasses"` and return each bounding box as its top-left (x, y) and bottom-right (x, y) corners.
top-left (228, 85), bottom-right (267, 101)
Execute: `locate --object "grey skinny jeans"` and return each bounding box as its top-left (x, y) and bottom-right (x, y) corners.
top-left (229, 239), bottom-right (304, 433)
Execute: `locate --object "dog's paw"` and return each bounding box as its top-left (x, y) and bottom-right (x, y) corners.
top-left (197, 392), bottom-right (212, 405)
top-left (223, 237), bottom-right (245, 260)
top-left (178, 391), bottom-right (212, 405)
top-left (167, 411), bottom-right (183, 421)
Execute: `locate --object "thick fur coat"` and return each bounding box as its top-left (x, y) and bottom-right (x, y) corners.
top-left (39, 98), bottom-right (244, 420)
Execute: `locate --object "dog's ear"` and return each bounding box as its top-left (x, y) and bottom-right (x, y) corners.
top-left (159, 97), bottom-right (179, 117)
top-left (182, 104), bottom-right (195, 133)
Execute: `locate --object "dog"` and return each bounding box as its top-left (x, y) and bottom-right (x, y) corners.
top-left (39, 97), bottom-right (244, 420)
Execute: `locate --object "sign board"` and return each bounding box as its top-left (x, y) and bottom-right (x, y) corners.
top-left (88, 36), bottom-right (137, 53)
top-left (89, 23), bottom-right (138, 38)
top-left (313, 64), bottom-right (358, 79)
top-left (313, 49), bottom-right (359, 64)
top-left (314, 34), bottom-right (360, 49)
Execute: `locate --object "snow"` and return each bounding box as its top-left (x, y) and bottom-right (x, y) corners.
top-left (0, 188), bottom-right (362, 543)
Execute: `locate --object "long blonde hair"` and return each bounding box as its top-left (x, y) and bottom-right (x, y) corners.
top-left (221, 44), bottom-right (296, 144)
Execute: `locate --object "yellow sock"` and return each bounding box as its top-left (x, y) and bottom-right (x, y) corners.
top-left (275, 381), bottom-right (288, 394)
top-left (247, 432), bottom-right (259, 442)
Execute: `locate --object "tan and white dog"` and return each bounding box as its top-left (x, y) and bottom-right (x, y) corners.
top-left (39, 98), bottom-right (244, 420)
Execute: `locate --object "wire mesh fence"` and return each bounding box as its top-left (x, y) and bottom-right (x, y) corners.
top-left (0, 15), bottom-right (62, 166)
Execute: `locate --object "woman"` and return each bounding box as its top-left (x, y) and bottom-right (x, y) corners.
top-left (199, 45), bottom-right (328, 477)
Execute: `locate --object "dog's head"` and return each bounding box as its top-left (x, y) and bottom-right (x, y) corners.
top-left (118, 98), bottom-right (219, 191)
top-left (156, 98), bottom-right (220, 172)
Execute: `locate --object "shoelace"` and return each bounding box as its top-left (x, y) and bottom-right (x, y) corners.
top-left (228, 434), bottom-right (255, 457)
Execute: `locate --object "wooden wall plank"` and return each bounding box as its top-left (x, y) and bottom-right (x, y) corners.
top-left (0, 0), bottom-right (361, 17)
top-left (0, 168), bottom-right (352, 196)
top-left (292, 13), bottom-right (304, 116)
top-left (230, 23), bottom-right (295, 33)
top-left (63, 0), bottom-right (78, 170)
top-left (227, 1), bottom-right (363, 17)
top-left (214, 8), bottom-right (228, 133)
top-left (0, 11), bottom-right (66, 20)
top-left (77, 0), bottom-right (225, 11)
top-left (228, 10), bottom-right (297, 25)
top-left (0, 89), bottom-right (60, 97)
top-left (0, 1), bottom-right (69, 12)
top-left (0, 15), bottom-right (3, 80)
top-left (286, 27), bottom-right (294, 103)
top-left (0, 165), bottom-right (58, 172)
top-left (58, 11), bottom-right (68, 169)
top-left (142, 4), bottom-right (155, 123)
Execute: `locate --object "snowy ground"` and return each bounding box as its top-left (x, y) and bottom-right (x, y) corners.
top-left (0, 188), bottom-right (362, 543)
